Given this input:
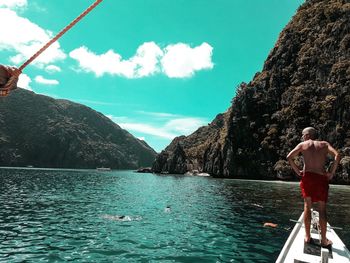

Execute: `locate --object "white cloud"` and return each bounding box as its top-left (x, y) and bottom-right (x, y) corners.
top-left (161, 42), bottom-right (213, 78)
top-left (0, 8), bottom-right (66, 67)
top-left (0, 0), bottom-right (27, 8)
top-left (136, 110), bottom-right (181, 118)
top-left (164, 118), bottom-right (207, 134)
top-left (69, 42), bottom-right (213, 79)
top-left (18, 73), bottom-right (32, 90)
top-left (45, 65), bottom-right (61, 73)
top-left (131, 42), bottom-right (163, 77)
top-left (35, 75), bottom-right (59, 85)
top-left (70, 47), bottom-right (133, 78)
top-left (69, 42), bottom-right (163, 78)
top-left (118, 122), bottom-right (177, 139)
top-left (107, 114), bottom-right (208, 139)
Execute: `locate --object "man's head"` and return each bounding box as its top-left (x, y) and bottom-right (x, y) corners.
top-left (302, 127), bottom-right (317, 141)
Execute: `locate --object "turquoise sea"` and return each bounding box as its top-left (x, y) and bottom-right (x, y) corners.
top-left (0, 168), bottom-right (349, 262)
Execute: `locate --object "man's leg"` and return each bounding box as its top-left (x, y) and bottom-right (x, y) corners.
top-left (304, 197), bottom-right (312, 242)
top-left (318, 201), bottom-right (332, 246)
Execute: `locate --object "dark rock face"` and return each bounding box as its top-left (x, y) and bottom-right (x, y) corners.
top-left (0, 88), bottom-right (157, 169)
top-left (153, 0), bottom-right (350, 184)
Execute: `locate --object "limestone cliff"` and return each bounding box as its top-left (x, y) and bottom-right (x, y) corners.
top-left (153, 0), bottom-right (350, 183)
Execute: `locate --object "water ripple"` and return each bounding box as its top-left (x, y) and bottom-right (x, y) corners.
top-left (0, 168), bottom-right (349, 262)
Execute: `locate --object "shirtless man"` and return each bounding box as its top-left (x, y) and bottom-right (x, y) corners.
top-left (287, 127), bottom-right (340, 247)
top-left (0, 65), bottom-right (20, 96)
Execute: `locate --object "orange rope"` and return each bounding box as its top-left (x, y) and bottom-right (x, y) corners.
top-left (1, 0), bottom-right (103, 96)
top-left (19, 0), bottom-right (103, 72)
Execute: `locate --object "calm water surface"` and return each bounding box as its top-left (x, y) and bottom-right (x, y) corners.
top-left (0, 168), bottom-right (349, 262)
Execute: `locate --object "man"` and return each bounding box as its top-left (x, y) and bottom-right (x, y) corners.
top-left (287, 127), bottom-right (340, 247)
top-left (0, 65), bottom-right (20, 97)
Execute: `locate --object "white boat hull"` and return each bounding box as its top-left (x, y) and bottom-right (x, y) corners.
top-left (276, 212), bottom-right (350, 263)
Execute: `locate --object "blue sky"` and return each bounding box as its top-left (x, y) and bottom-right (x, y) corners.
top-left (0, 0), bottom-right (304, 152)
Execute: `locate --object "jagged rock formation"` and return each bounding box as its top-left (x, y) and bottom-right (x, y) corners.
top-left (0, 88), bottom-right (157, 169)
top-left (153, 0), bottom-right (350, 184)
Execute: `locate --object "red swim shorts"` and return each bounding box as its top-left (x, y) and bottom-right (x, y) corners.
top-left (300, 171), bottom-right (329, 202)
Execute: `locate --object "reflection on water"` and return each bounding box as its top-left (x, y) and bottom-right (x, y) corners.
top-left (0, 168), bottom-right (349, 262)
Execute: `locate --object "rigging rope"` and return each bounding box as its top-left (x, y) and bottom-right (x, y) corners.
top-left (0, 0), bottom-right (103, 97)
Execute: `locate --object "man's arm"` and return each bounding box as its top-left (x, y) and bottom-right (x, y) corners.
top-left (287, 143), bottom-right (303, 176)
top-left (326, 143), bottom-right (341, 180)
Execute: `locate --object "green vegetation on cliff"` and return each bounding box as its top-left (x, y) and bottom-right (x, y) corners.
top-left (153, 0), bottom-right (350, 184)
top-left (0, 89), bottom-right (157, 169)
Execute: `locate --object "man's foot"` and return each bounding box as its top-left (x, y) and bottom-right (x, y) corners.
top-left (321, 239), bottom-right (333, 248)
top-left (304, 237), bottom-right (312, 243)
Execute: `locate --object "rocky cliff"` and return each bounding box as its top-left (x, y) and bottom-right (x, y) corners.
top-left (0, 88), bottom-right (157, 169)
top-left (153, 0), bottom-right (350, 184)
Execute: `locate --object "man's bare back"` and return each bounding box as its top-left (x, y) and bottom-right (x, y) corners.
top-left (301, 140), bottom-right (329, 175)
top-left (287, 129), bottom-right (339, 180)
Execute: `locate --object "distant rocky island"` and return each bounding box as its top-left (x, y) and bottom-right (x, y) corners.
top-left (0, 88), bottom-right (157, 169)
top-left (153, 0), bottom-right (350, 184)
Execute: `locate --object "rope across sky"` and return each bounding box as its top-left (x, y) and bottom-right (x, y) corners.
top-left (0, 0), bottom-right (103, 97)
